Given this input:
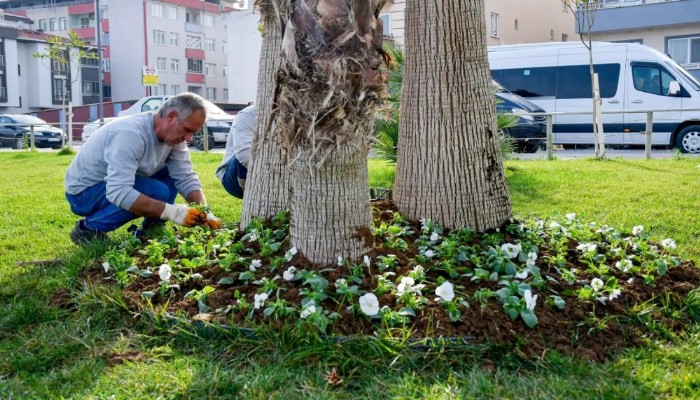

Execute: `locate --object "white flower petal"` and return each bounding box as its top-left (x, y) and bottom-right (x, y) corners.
top-left (435, 281), bottom-right (455, 302)
top-left (158, 264), bottom-right (172, 281)
top-left (359, 293), bottom-right (379, 316)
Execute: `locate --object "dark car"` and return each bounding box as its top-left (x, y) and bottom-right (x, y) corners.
top-left (495, 88), bottom-right (547, 153)
top-left (0, 114), bottom-right (66, 149)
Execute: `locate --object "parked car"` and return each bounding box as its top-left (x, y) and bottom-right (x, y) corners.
top-left (82, 117), bottom-right (118, 142)
top-left (118, 95), bottom-right (235, 150)
top-left (0, 114), bottom-right (66, 149)
top-left (494, 82), bottom-right (547, 153)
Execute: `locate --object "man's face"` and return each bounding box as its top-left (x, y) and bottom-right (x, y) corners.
top-left (161, 109), bottom-right (206, 146)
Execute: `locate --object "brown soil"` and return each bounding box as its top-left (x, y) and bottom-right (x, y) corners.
top-left (82, 201), bottom-right (700, 362)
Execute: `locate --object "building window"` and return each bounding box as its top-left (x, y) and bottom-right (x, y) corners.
top-left (490, 13), bottom-right (499, 38)
top-left (203, 13), bottom-right (214, 27)
top-left (223, 88), bottom-right (228, 101)
top-left (514, 19), bottom-right (518, 30)
top-left (562, 33), bottom-right (568, 42)
top-left (49, 18), bottom-right (56, 31)
top-left (159, 84), bottom-right (167, 95)
top-left (53, 78), bottom-right (69, 101)
top-left (169, 32), bottom-right (179, 46)
top-left (168, 6), bottom-right (177, 20)
top-left (102, 58), bottom-right (111, 72)
top-left (562, 0), bottom-right (569, 11)
top-left (222, 41), bottom-right (227, 53)
top-left (82, 81), bottom-right (99, 96)
top-left (206, 87), bottom-right (216, 100)
top-left (170, 58), bottom-right (180, 73)
top-left (81, 56), bottom-right (100, 67)
top-left (171, 84), bottom-right (180, 95)
top-left (100, 7), bottom-right (108, 19)
top-left (186, 35), bottom-right (201, 49)
top-left (379, 14), bottom-right (391, 36)
top-left (157, 57), bottom-right (166, 71)
top-left (152, 3), bottom-right (163, 18)
top-left (38, 19), bottom-right (47, 31)
top-left (222, 65), bottom-right (227, 77)
top-left (205, 38), bottom-right (215, 52)
top-left (668, 37), bottom-right (700, 66)
top-left (550, 29), bottom-right (555, 41)
top-left (59, 17), bottom-right (67, 31)
top-left (79, 17), bottom-right (90, 28)
top-left (153, 30), bottom-right (165, 45)
top-left (205, 63), bottom-right (215, 76)
top-left (187, 59), bottom-right (203, 73)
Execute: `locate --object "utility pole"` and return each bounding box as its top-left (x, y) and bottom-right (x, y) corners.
top-left (96, 0), bottom-right (104, 122)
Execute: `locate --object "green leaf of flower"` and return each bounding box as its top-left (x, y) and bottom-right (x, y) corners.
top-left (218, 277), bottom-right (235, 285)
top-left (520, 309), bottom-right (538, 328)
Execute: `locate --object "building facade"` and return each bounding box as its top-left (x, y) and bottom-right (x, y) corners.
top-left (0, 0), bottom-right (236, 110)
top-left (378, 0), bottom-right (577, 47)
top-left (584, 0), bottom-right (700, 79)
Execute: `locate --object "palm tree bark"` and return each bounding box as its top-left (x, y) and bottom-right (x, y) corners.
top-left (241, 1), bottom-right (290, 227)
top-left (271, 0), bottom-right (386, 264)
top-left (394, 0), bottom-right (512, 231)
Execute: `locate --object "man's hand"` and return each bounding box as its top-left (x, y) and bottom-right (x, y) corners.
top-left (160, 203), bottom-right (207, 227)
top-left (206, 212), bottom-right (222, 230)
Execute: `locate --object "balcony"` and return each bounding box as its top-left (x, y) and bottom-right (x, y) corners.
top-left (581, 0), bottom-right (700, 34)
top-left (72, 26), bottom-right (96, 39)
top-left (0, 54), bottom-right (4, 67)
top-left (185, 48), bottom-right (205, 59)
top-left (186, 73), bottom-right (205, 84)
top-left (68, 3), bottom-right (95, 15)
top-left (185, 22), bottom-right (203, 33)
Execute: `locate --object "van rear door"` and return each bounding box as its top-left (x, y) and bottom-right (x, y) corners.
top-left (624, 62), bottom-right (682, 145)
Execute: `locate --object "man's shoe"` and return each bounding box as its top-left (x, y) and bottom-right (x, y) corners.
top-left (70, 220), bottom-right (106, 245)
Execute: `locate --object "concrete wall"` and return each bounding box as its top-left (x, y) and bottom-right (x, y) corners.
top-left (109, 0), bottom-right (146, 101)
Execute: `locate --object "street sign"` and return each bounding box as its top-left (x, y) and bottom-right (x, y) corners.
top-left (142, 66), bottom-right (158, 86)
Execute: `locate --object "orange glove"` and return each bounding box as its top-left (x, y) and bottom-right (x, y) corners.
top-left (160, 204), bottom-right (207, 227)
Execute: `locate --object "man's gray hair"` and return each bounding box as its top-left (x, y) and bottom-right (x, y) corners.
top-left (158, 92), bottom-right (207, 122)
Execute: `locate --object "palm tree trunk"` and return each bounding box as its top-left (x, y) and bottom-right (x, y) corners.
top-left (269, 0), bottom-right (386, 264)
top-left (241, 1), bottom-right (289, 228)
top-left (394, 0), bottom-right (512, 231)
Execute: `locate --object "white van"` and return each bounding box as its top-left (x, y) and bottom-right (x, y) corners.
top-left (488, 42), bottom-right (700, 153)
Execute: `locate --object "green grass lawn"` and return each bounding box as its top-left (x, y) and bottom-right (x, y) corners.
top-left (1, 151), bottom-right (700, 399)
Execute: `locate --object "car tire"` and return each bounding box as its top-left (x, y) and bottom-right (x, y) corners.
top-left (193, 128), bottom-right (215, 151)
top-left (516, 142), bottom-right (540, 153)
top-left (13, 136), bottom-right (24, 150)
top-left (675, 125), bottom-right (700, 154)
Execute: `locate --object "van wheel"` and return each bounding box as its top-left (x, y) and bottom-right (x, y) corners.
top-left (192, 128), bottom-right (215, 151)
top-left (676, 125), bottom-right (700, 154)
top-left (517, 142), bottom-right (540, 153)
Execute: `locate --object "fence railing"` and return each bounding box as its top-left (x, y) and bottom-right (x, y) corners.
top-left (525, 107), bottom-right (700, 160)
top-left (597, 0), bottom-right (681, 9)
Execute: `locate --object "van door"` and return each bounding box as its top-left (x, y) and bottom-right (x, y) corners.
top-left (625, 62), bottom-right (682, 145)
top-left (554, 62), bottom-right (626, 145)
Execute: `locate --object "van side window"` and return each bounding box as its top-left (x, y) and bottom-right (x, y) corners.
top-left (492, 67), bottom-right (557, 98)
top-left (557, 64), bottom-right (620, 99)
top-left (632, 65), bottom-right (676, 96)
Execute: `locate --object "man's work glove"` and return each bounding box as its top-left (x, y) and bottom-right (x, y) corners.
top-left (160, 203), bottom-right (207, 227)
top-left (206, 212), bottom-right (222, 230)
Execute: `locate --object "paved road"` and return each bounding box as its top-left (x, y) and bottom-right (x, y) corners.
top-left (2, 143), bottom-right (698, 159)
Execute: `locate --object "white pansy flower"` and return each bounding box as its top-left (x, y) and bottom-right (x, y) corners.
top-left (359, 293), bottom-right (380, 316)
top-left (576, 243), bottom-right (597, 253)
top-left (566, 213), bottom-right (576, 221)
top-left (283, 266), bottom-right (297, 281)
top-left (248, 231), bottom-right (259, 242)
top-left (591, 278), bottom-right (604, 292)
top-left (191, 273), bottom-right (203, 280)
top-left (660, 239), bottom-right (677, 249)
top-left (608, 289), bottom-right (621, 301)
top-left (253, 292), bottom-right (268, 309)
top-left (424, 249), bottom-right (435, 258)
top-left (396, 277), bottom-right (416, 295)
top-left (102, 261), bottom-right (110, 273)
top-left (435, 281), bottom-right (455, 302)
top-left (337, 256), bottom-right (344, 266)
top-left (632, 225), bottom-right (644, 236)
top-left (364, 255), bottom-right (371, 267)
top-left (515, 269), bottom-right (529, 280)
top-left (430, 232), bottom-right (440, 242)
top-left (501, 243), bottom-right (521, 259)
top-left (249, 259), bottom-right (262, 272)
top-left (300, 305), bottom-right (316, 319)
top-left (524, 289), bottom-right (538, 311)
top-left (549, 221), bottom-right (561, 229)
top-left (158, 264), bottom-right (172, 281)
top-left (615, 259), bottom-right (633, 272)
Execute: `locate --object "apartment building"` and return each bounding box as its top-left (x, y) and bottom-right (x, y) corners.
top-left (583, 0), bottom-right (700, 79)
top-left (379, 0), bottom-right (577, 47)
top-left (0, 0), bottom-right (237, 109)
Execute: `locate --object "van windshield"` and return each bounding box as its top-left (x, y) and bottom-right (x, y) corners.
top-left (666, 61), bottom-right (700, 91)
